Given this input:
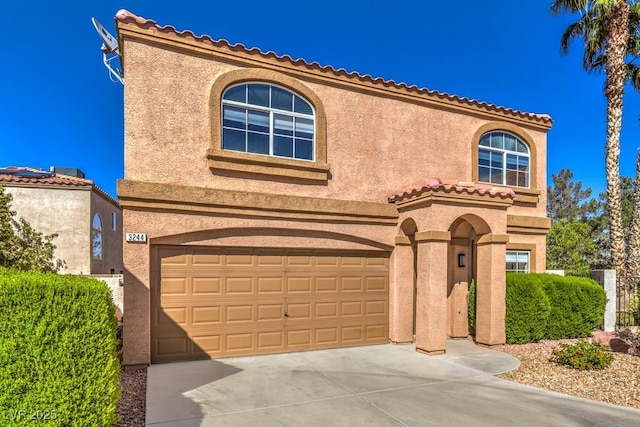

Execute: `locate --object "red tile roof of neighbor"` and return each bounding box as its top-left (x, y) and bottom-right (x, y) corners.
top-left (114, 10), bottom-right (552, 127)
top-left (0, 167), bottom-right (93, 186)
top-left (389, 177), bottom-right (516, 203)
top-left (0, 167), bottom-right (119, 205)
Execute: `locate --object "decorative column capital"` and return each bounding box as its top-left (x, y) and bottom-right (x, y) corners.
top-left (395, 235), bottom-right (413, 246)
top-left (415, 230), bottom-right (451, 243)
top-left (476, 234), bottom-right (509, 246)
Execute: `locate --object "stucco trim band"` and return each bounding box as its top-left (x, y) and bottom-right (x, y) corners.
top-left (506, 215), bottom-right (551, 234)
top-left (476, 234), bottom-right (510, 245)
top-left (511, 188), bottom-right (541, 205)
top-left (207, 149), bottom-right (330, 181)
top-left (394, 191), bottom-right (513, 211)
top-left (415, 231), bottom-right (451, 242)
top-left (395, 235), bottom-right (413, 245)
top-left (117, 180), bottom-right (399, 224)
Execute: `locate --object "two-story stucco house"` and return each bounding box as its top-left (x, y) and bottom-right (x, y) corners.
top-left (114, 10), bottom-right (552, 366)
top-left (0, 166), bottom-right (123, 275)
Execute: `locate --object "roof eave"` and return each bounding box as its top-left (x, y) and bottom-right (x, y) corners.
top-left (114, 10), bottom-right (553, 131)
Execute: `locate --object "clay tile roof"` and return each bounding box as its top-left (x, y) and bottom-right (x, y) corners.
top-left (114, 10), bottom-right (552, 127)
top-left (388, 177), bottom-right (516, 203)
top-left (0, 167), bottom-right (93, 187)
top-left (0, 167), bottom-right (120, 206)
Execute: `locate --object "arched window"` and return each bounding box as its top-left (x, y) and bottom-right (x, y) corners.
top-left (221, 83), bottom-right (315, 161)
top-left (91, 214), bottom-right (103, 260)
top-left (478, 131), bottom-right (530, 188)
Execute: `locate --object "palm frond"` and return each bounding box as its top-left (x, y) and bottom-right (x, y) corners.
top-left (560, 20), bottom-right (587, 54)
top-left (554, 1), bottom-right (640, 73)
top-left (627, 63), bottom-right (640, 90)
top-left (551, 0), bottom-right (593, 16)
top-left (591, 52), bottom-right (608, 71)
top-left (558, 6), bottom-right (610, 71)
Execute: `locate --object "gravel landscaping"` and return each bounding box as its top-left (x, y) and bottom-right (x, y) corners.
top-left (114, 368), bottom-right (146, 427)
top-left (497, 336), bottom-right (640, 410)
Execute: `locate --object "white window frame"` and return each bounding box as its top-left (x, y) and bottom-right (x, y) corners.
top-left (221, 83), bottom-right (316, 162)
top-left (478, 131), bottom-right (530, 188)
top-left (506, 250), bottom-right (530, 273)
top-left (111, 212), bottom-right (117, 231)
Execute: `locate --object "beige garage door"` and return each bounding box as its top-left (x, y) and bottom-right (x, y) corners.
top-left (151, 246), bottom-right (389, 363)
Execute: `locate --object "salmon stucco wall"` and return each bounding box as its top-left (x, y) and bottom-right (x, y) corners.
top-left (121, 207), bottom-right (397, 365)
top-left (507, 234), bottom-right (547, 273)
top-left (117, 15), bottom-right (552, 365)
top-left (121, 38), bottom-right (549, 220)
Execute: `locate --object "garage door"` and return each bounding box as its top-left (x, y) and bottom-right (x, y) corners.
top-left (151, 246), bottom-right (389, 363)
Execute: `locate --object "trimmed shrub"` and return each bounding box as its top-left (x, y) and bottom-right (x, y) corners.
top-left (541, 275), bottom-right (606, 339)
top-left (505, 273), bottom-right (551, 344)
top-left (467, 279), bottom-right (476, 332)
top-left (550, 340), bottom-right (612, 370)
top-left (0, 268), bottom-right (120, 426)
top-left (502, 273), bottom-right (606, 343)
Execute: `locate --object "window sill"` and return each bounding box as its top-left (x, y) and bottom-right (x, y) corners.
top-left (207, 148), bottom-right (330, 182)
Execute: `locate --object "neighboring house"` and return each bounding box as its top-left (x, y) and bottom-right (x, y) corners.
top-left (115, 10), bottom-right (552, 366)
top-left (0, 166), bottom-right (123, 275)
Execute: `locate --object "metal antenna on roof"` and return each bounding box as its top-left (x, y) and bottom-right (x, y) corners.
top-left (91, 17), bottom-right (124, 85)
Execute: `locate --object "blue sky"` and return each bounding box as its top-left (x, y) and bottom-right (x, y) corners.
top-left (2, 1), bottom-right (639, 199)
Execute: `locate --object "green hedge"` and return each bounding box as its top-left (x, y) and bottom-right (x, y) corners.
top-left (0, 268), bottom-right (120, 426)
top-left (467, 279), bottom-right (476, 332)
top-left (505, 273), bottom-right (551, 344)
top-left (504, 273), bottom-right (605, 343)
top-left (541, 275), bottom-right (606, 339)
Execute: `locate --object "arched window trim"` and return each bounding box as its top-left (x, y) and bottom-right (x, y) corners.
top-left (471, 122), bottom-right (540, 203)
top-left (478, 130), bottom-right (530, 188)
top-left (221, 82), bottom-right (316, 161)
top-left (91, 213), bottom-right (103, 260)
top-left (208, 68), bottom-right (329, 182)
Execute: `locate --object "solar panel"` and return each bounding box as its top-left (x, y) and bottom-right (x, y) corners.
top-left (0, 168), bottom-right (52, 179)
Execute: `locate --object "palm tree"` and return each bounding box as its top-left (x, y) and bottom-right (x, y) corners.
top-left (628, 150), bottom-right (640, 278)
top-left (575, 3), bottom-right (640, 279)
top-left (551, 0), bottom-right (633, 281)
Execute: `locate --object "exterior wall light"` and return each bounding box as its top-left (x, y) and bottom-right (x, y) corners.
top-left (457, 253), bottom-right (466, 268)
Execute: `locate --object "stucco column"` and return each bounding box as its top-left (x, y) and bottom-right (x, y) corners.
top-left (122, 230), bottom-right (151, 367)
top-left (389, 236), bottom-right (415, 343)
top-left (475, 234), bottom-right (509, 347)
top-left (414, 230), bottom-right (450, 355)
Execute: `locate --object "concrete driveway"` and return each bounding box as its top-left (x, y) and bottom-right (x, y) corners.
top-left (146, 340), bottom-right (640, 426)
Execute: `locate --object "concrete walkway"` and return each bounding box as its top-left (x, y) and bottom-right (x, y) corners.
top-left (146, 340), bottom-right (640, 426)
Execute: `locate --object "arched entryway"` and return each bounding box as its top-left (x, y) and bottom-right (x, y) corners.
top-left (390, 180), bottom-right (513, 354)
top-left (447, 215), bottom-right (491, 340)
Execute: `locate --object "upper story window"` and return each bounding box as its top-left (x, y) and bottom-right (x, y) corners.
top-left (478, 131), bottom-right (530, 188)
top-left (222, 83), bottom-right (315, 161)
top-left (91, 214), bottom-right (103, 260)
